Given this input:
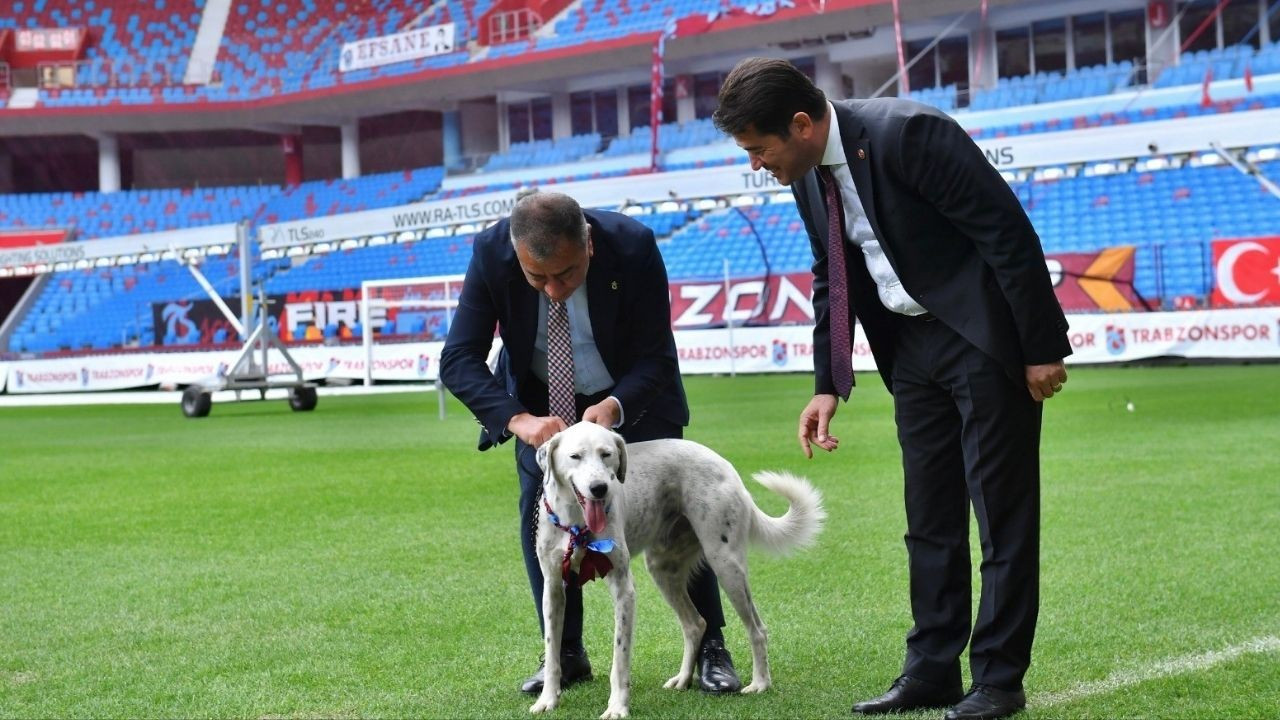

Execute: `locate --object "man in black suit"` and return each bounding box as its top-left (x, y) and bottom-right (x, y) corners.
top-left (714, 59), bottom-right (1072, 720)
top-left (438, 190), bottom-right (741, 695)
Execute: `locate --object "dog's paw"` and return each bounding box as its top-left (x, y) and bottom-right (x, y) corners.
top-left (529, 695), bottom-right (559, 714)
top-left (662, 672), bottom-right (693, 690)
top-left (740, 681), bottom-right (771, 694)
top-left (599, 704), bottom-right (629, 719)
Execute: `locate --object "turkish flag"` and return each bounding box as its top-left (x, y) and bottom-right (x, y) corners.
top-left (1211, 237), bottom-right (1280, 307)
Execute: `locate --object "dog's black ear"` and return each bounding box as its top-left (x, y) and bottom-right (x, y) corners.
top-left (613, 431), bottom-right (627, 484)
top-left (536, 434), bottom-right (558, 479)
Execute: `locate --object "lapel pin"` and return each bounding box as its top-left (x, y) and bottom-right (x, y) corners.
top-left (857, 148), bottom-right (866, 160)
top-left (611, 281), bottom-right (618, 290)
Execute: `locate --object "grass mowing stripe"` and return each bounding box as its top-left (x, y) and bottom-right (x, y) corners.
top-left (1039, 635), bottom-right (1280, 706)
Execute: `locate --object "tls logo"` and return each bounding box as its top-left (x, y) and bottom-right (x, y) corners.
top-left (1105, 325), bottom-right (1127, 356)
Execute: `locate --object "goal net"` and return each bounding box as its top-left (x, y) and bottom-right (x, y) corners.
top-left (360, 274), bottom-right (465, 417)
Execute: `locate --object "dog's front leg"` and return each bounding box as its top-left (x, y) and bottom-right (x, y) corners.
top-left (601, 553), bottom-right (634, 719)
top-left (530, 570), bottom-right (566, 714)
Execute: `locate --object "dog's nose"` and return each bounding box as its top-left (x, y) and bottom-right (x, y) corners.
top-left (589, 483), bottom-right (608, 499)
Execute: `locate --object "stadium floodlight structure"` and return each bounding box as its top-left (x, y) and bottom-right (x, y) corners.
top-left (176, 221), bottom-right (318, 418)
top-left (360, 274), bottom-right (465, 420)
top-left (1209, 141), bottom-right (1280, 201)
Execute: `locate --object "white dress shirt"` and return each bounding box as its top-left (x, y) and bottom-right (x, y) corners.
top-left (820, 101), bottom-right (928, 317)
top-left (531, 282), bottom-right (624, 424)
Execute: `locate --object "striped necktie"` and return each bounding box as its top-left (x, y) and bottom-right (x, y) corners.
top-left (819, 166), bottom-right (854, 401)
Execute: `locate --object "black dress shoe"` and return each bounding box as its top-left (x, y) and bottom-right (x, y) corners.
top-left (851, 675), bottom-right (964, 714)
top-left (943, 685), bottom-right (1027, 720)
top-left (697, 636), bottom-right (742, 694)
top-left (519, 648), bottom-right (593, 695)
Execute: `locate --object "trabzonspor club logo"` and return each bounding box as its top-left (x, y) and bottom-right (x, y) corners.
top-left (161, 301), bottom-right (197, 343)
top-left (417, 354), bottom-right (431, 377)
top-left (1105, 325), bottom-right (1127, 356)
top-left (771, 339), bottom-right (787, 367)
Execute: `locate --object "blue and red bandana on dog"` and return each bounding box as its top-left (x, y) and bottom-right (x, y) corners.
top-left (543, 497), bottom-right (616, 586)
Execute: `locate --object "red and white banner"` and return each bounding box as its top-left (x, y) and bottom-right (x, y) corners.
top-left (14, 28), bottom-right (82, 52)
top-left (5, 309), bottom-right (1277, 394)
top-left (672, 308), bottom-right (1280, 373)
top-left (669, 272), bottom-right (814, 328)
top-left (0, 342), bottom-right (444, 394)
top-left (1210, 237), bottom-right (1280, 307)
top-left (0, 229), bottom-right (67, 249)
top-left (1060, 308), bottom-right (1279, 362)
top-left (674, 323), bottom-right (876, 375)
top-left (338, 22), bottom-right (455, 73)
top-left (649, 21), bottom-right (672, 173)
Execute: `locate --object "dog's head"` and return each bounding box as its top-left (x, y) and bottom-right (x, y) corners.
top-left (537, 422), bottom-right (627, 534)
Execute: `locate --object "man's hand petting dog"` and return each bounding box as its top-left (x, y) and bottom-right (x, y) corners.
top-left (508, 412), bottom-right (567, 448)
top-left (582, 397), bottom-right (621, 428)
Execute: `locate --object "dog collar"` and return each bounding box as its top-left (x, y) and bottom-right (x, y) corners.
top-left (543, 496), bottom-right (615, 586)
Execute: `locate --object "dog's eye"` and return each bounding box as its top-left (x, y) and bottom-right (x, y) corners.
top-left (601, 451), bottom-right (612, 458)
top-left (569, 453), bottom-right (582, 460)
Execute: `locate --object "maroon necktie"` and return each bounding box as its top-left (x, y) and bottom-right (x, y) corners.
top-left (547, 299), bottom-right (577, 424)
top-left (819, 166), bottom-right (854, 401)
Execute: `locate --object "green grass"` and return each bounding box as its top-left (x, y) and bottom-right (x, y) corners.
top-left (1, 365), bottom-right (1278, 719)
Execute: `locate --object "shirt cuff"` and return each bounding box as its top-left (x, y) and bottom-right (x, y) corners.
top-left (607, 395), bottom-right (625, 428)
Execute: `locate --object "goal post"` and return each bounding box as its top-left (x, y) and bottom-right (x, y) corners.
top-left (360, 274), bottom-right (465, 418)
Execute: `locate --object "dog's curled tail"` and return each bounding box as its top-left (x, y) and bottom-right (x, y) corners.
top-left (747, 471), bottom-right (826, 554)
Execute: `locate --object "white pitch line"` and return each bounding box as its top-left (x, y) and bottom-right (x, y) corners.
top-left (1039, 635), bottom-right (1280, 706)
top-left (0, 383), bottom-right (436, 407)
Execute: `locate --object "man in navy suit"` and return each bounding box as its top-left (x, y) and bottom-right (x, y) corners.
top-left (714, 59), bottom-right (1072, 720)
top-left (439, 190), bottom-right (741, 695)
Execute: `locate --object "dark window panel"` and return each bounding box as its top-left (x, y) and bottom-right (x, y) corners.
top-left (1179, 1), bottom-right (1219, 53)
top-left (997, 26), bottom-right (1031, 78)
top-left (938, 35), bottom-right (969, 87)
top-left (906, 39), bottom-right (937, 90)
top-left (1111, 9), bottom-right (1147, 66)
top-left (1073, 12), bottom-right (1108, 68)
top-left (531, 97), bottom-right (553, 141)
top-left (1222, 0), bottom-right (1261, 49)
top-left (1033, 18), bottom-right (1068, 74)
top-left (594, 90), bottom-right (618, 138)
top-left (509, 103), bottom-right (530, 144)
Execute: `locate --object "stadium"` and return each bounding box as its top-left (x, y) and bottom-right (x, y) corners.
top-left (0, 0), bottom-right (1277, 718)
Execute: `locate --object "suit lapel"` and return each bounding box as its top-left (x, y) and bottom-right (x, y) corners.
top-left (584, 216), bottom-right (618, 364)
top-left (507, 273), bottom-right (538, 371)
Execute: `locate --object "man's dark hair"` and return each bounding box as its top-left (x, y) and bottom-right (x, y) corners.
top-left (509, 190), bottom-right (588, 259)
top-left (713, 57), bottom-right (827, 139)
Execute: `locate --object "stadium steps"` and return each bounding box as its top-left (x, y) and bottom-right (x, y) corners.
top-left (7, 88), bottom-right (39, 109)
top-left (184, 0), bottom-right (234, 84)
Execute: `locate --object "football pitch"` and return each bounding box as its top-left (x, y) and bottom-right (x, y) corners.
top-left (1, 365), bottom-right (1277, 719)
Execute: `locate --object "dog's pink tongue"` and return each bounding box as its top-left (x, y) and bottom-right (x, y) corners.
top-left (584, 499), bottom-right (608, 534)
